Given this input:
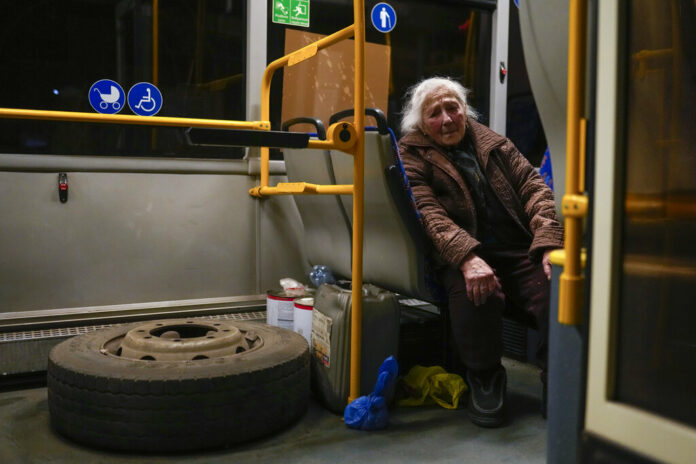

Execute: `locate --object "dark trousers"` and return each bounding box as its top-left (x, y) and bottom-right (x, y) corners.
top-left (440, 248), bottom-right (550, 371)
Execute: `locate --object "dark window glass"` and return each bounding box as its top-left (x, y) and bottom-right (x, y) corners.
top-left (267, 0), bottom-right (492, 138)
top-left (0, 0), bottom-right (247, 158)
top-left (615, 0), bottom-right (696, 427)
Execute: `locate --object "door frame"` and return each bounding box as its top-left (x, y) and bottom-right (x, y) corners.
top-left (584, 1), bottom-right (696, 462)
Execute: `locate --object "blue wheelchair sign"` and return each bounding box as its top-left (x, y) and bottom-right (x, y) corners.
top-left (371, 3), bottom-right (396, 33)
top-left (127, 82), bottom-right (162, 116)
top-left (89, 79), bottom-right (125, 114)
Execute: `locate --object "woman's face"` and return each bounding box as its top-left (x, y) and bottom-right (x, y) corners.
top-left (420, 91), bottom-right (467, 147)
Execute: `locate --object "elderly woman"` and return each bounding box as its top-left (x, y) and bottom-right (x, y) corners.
top-left (398, 77), bottom-right (563, 427)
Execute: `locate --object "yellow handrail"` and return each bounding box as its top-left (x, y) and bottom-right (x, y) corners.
top-left (349, 0), bottom-right (366, 404)
top-left (250, 120), bottom-right (358, 197)
top-left (0, 107), bottom-right (268, 130)
top-left (559, 0), bottom-right (588, 325)
top-left (249, 182), bottom-right (353, 197)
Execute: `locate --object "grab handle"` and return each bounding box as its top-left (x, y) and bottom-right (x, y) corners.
top-left (281, 117), bottom-right (327, 140)
top-left (330, 108), bottom-right (388, 135)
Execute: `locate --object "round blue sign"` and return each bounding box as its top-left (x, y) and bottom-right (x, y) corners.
top-left (89, 79), bottom-right (125, 114)
top-left (127, 82), bottom-right (163, 116)
top-left (371, 3), bottom-right (397, 33)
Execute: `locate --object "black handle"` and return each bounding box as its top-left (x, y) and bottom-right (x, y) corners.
top-left (329, 108), bottom-right (389, 135)
top-left (281, 117), bottom-right (327, 140)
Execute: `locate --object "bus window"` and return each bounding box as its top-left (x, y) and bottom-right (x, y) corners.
top-left (0, 0), bottom-right (247, 159)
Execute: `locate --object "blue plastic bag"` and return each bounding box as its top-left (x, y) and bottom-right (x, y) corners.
top-left (344, 356), bottom-right (398, 430)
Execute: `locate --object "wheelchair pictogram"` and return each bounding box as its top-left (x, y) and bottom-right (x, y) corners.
top-left (134, 87), bottom-right (156, 112)
top-left (88, 79), bottom-right (125, 114)
top-left (127, 82), bottom-right (163, 116)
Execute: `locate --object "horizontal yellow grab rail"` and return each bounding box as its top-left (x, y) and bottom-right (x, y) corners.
top-left (249, 182), bottom-right (353, 198)
top-left (0, 107), bottom-right (270, 130)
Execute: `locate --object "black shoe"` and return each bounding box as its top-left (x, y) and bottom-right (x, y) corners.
top-left (465, 366), bottom-right (506, 428)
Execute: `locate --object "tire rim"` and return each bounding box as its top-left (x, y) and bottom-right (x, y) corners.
top-left (100, 319), bottom-right (264, 361)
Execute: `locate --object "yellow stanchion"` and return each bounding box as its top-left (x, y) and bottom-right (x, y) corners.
top-left (559, 0), bottom-right (589, 325)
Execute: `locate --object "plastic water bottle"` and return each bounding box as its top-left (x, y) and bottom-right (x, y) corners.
top-left (309, 265), bottom-right (336, 287)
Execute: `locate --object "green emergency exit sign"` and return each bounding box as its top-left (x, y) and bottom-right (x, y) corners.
top-left (273, 0), bottom-right (310, 28)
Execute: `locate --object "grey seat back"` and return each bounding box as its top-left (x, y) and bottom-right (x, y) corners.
top-left (283, 145), bottom-right (353, 279)
top-left (331, 130), bottom-right (435, 302)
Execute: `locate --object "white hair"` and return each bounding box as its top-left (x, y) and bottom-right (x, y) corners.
top-left (400, 77), bottom-right (479, 135)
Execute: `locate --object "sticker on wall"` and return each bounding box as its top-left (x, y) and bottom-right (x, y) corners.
top-left (273, 0), bottom-right (310, 28)
top-left (371, 2), bottom-right (396, 33)
top-left (89, 79), bottom-right (125, 114)
top-left (127, 82), bottom-right (163, 116)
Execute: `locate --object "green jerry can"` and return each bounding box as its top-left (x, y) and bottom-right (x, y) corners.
top-left (310, 283), bottom-right (400, 414)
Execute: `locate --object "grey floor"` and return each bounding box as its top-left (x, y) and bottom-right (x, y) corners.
top-left (0, 359), bottom-right (546, 464)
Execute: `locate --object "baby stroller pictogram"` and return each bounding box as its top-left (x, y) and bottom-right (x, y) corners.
top-left (92, 85), bottom-right (121, 110)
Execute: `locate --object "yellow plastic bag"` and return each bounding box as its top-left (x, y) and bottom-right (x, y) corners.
top-left (397, 365), bottom-right (468, 409)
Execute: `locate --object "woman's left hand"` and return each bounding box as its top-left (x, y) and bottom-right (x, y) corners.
top-left (542, 250), bottom-right (553, 280)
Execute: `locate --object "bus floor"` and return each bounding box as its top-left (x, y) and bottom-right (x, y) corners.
top-left (0, 358), bottom-right (545, 463)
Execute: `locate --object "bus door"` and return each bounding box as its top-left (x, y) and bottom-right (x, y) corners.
top-left (583, 1), bottom-right (696, 462)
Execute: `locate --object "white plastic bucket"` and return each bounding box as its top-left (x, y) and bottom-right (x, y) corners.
top-left (293, 297), bottom-right (314, 345)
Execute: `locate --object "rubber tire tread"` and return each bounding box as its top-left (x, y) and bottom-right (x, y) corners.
top-left (47, 321), bottom-right (310, 452)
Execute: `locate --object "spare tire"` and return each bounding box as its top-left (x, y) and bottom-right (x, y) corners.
top-left (47, 319), bottom-right (310, 452)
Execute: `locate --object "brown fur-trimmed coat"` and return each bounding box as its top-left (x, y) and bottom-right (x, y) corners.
top-left (398, 119), bottom-right (564, 269)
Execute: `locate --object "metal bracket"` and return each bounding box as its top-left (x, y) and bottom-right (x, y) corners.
top-left (562, 193), bottom-right (588, 218)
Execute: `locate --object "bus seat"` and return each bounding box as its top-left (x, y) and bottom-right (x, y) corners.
top-left (328, 109), bottom-right (439, 303)
top-left (281, 117), bottom-right (353, 279)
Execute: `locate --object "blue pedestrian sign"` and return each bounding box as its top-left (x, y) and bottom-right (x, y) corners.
top-left (127, 82), bottom-right (163, 116)
top-left (89, 79), bottom-right (125, 114)
top-left (371, 3), bottom-right (396, 33)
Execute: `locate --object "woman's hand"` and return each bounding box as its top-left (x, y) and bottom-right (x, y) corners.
top-left (542, 250), bottom-right (553, 280)
top-left (460, 253), bottom-right (500, 306)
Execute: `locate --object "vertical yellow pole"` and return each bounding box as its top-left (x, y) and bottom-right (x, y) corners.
top-left (558, 0), bottom-right (587, 324)
top-left (260, 72), bottom-right (271, 188)
top-left (152, 0), bottom-right (159, 150)
top-left (348, 0), bottom-right (365, 403)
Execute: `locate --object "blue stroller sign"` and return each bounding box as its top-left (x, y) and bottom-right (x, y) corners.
top-left (128, 82), bottom-right (163, 116)
top-left (89, 79), bottom-right (125, 114)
